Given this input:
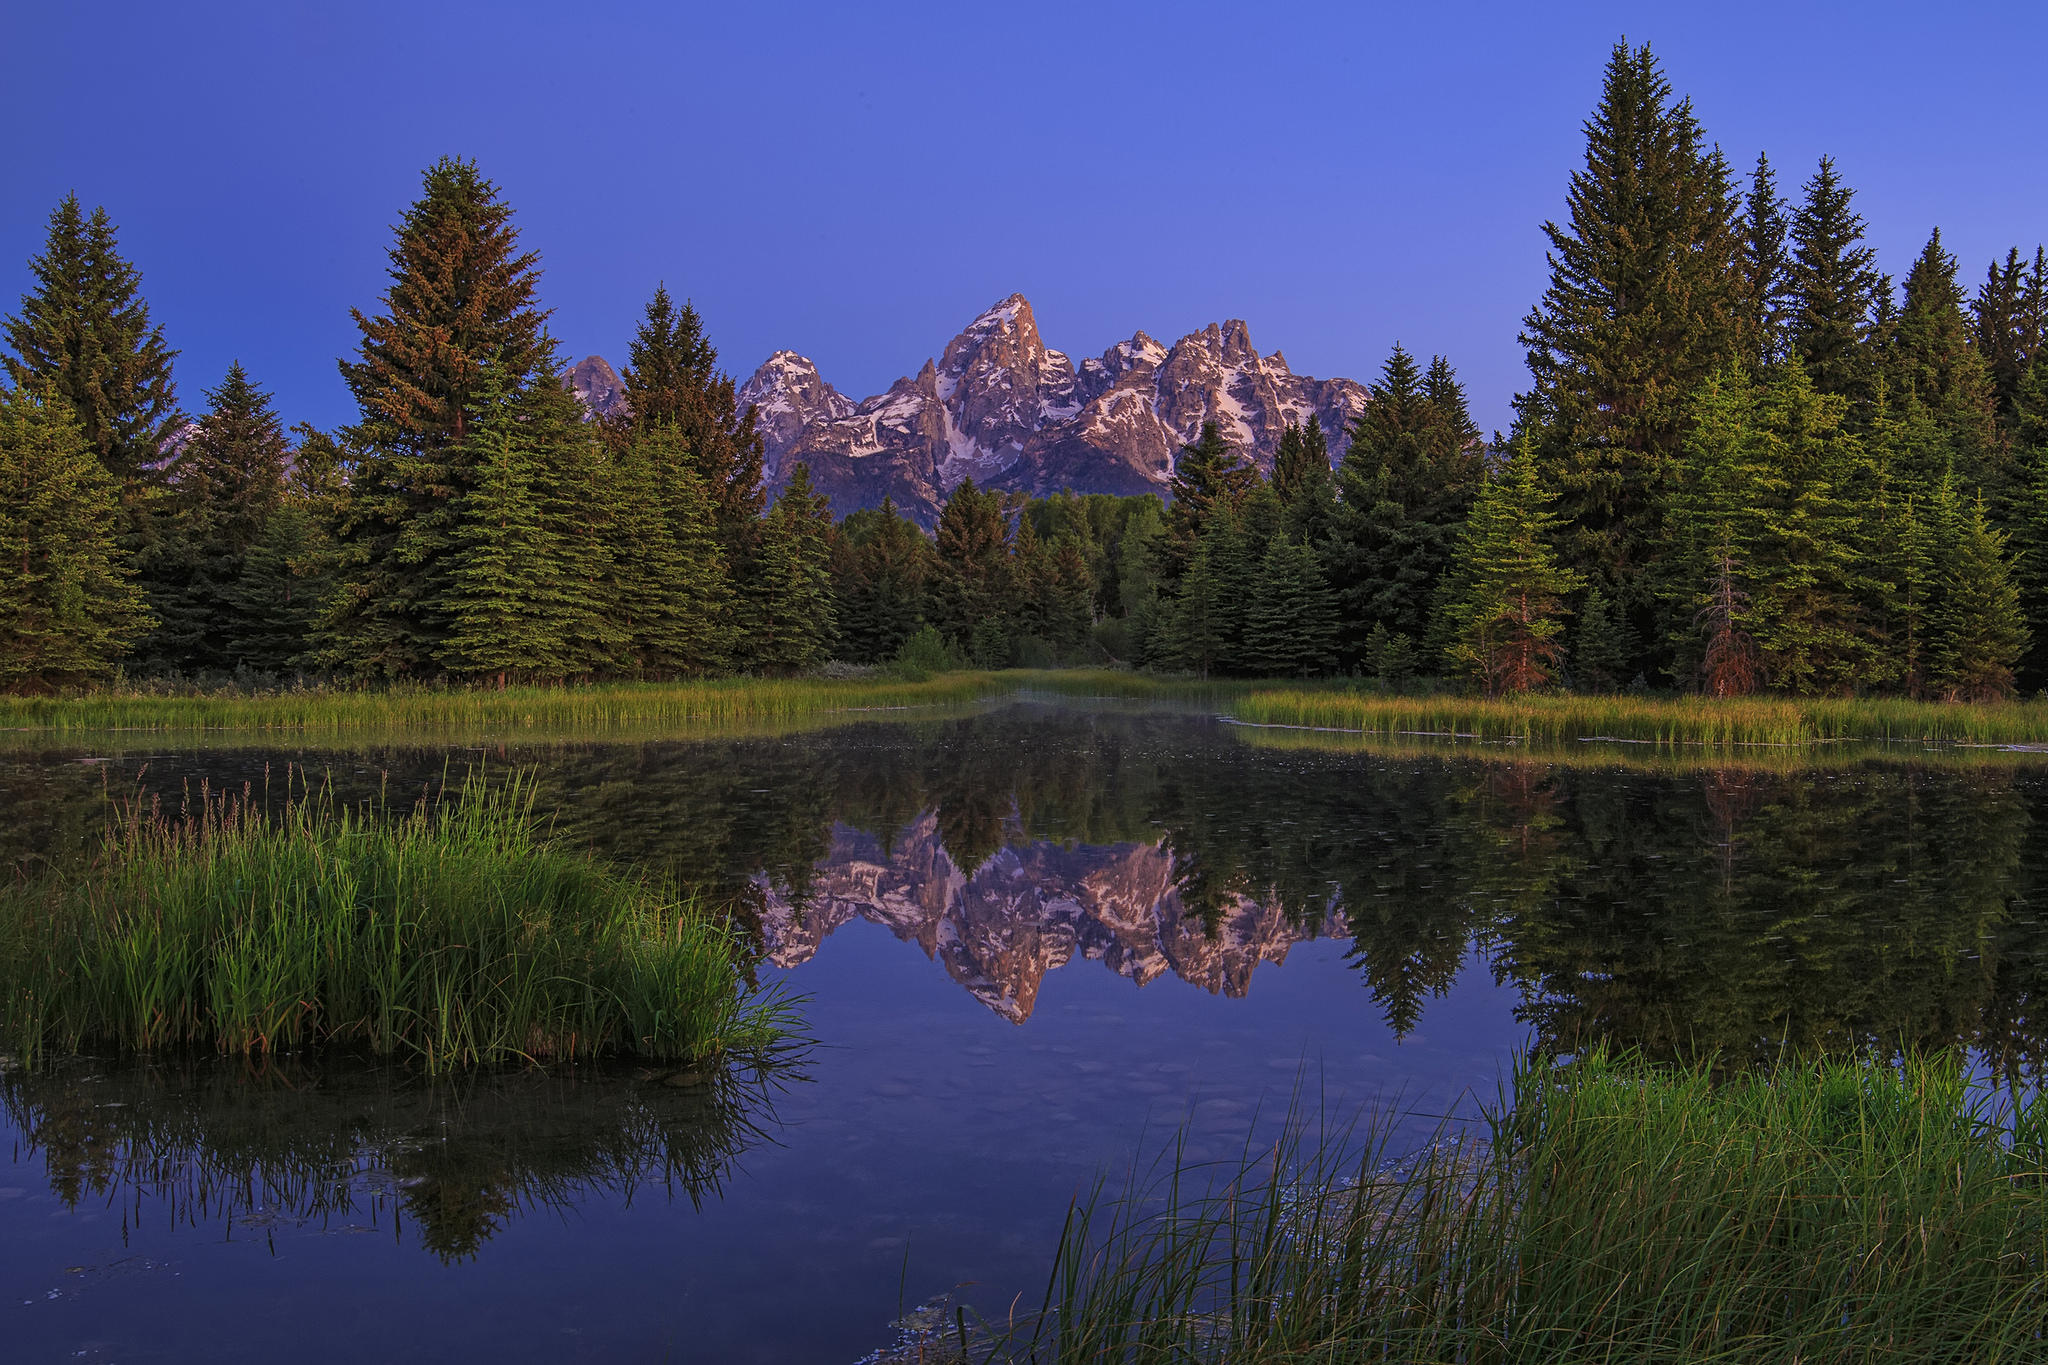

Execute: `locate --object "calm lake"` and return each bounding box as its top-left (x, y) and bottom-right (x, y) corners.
top-left (3, 696), bottom-right (2046, 1362)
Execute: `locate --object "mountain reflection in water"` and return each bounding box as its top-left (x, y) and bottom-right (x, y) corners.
top-left (7, 701), bottom-right (2048, 1073)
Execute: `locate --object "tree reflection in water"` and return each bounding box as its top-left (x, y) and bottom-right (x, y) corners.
top-left (0, 1054), bottom-right (798, 1261)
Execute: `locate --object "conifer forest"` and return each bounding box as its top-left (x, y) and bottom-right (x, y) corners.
top-left (6, 42), bottom-right (2045, 703)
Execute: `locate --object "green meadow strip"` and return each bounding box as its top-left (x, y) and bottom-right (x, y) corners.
top-left (0, 772), bottom-right (798, 1072)
top-left (0, 673), bottom-right (1009, 737)
top-left (1227, 686), bottom-right (2048, 748)
top-left (991, 1051), bottom-right (2048, 1363)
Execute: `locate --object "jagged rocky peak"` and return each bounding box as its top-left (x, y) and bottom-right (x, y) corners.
top-left (737, 350), bottom-right (855, 480)
top-left (574, 293), bottom-right (1371, 526)
top-left (567, 355), bottom-right (627, 421)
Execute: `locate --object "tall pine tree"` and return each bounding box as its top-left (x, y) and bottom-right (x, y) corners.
top-left (0, 384), bottom-right (151, 689)
top-left (1438, 437), bottom-right (1582, 695)
top-left (1787, 157), bottom-right (1883, 401)
top-left (328, 157), bottom-right (552, 677)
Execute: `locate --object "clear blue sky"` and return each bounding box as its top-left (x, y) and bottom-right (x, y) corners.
top-left (7, 1), bottom-right (2044, 438)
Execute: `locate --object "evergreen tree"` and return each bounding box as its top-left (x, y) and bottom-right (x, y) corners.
top-left (2009, 357), bottom-right (2048, 686)
top-left (832, 498), bottom-right (931, 664)
top-left (1114, 500), bottom-right (1166, 664)
top-left (1240, 536), bottom-right (1338, 677)
top-left (1438, 438), bottom-right (1583, 695)
top-left (1328, 345), bottom-right (1483, 661)
top-left (144, 362), bottom-right (290, 670)
top-left (1741, 152), bottom-right (1795, 368)
top-left (930, 478), bottom-right (1014, 662)
top-left (4, 195), bottom-right (182, 487)
top-left (1363, 621), bottom-right (1418, 687)
top-left (747, 463), bottom-right (836, 673)
top-left (1160, 511), bottom-right (1248, 677)
top-left (1271, 417), bottom-right (1335, 540)
top-left (609, 426), bottom-right (733, 676)
top-left (1975, 247), bottom-right (2034, 421)
top-left (1665, 364), bottom-right (1876, 695)
top-left (1518, 41), bottom-right (1745, 612)
top-left (619, 284), bottom-right (765, 532)
top-left (1888, 229), bottom-right (2000, 494)
top-left (1787, 156), bottom-right (1883, 400)
top-left (1929, 490), bottom-right (2028, 700)
top-left (1571, 586), bottom-right (1637, 691)
top-left (226, 423), bottom-right (344, 674)
top-left (0, 384), bottom-right (151, 689)
top-left (1165, 420), bottom-right (1255, 581)
top-left (522, 350), bottom-right (628, 675)
top-left (328, 157), bottom-right (552, 677)
top-left (437, 377), bottom-right (572, 683)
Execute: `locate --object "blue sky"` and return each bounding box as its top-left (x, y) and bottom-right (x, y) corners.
top-left (7, 1), bottom-right (2045, 437)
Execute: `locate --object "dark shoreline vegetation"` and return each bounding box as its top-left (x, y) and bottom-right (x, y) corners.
top-left (981, 1053), bottom-right (2048, 1364)
top-left (19, 669), bottom-right (2048, 755)
top-left (0, 772), bottom-right (797, 1072)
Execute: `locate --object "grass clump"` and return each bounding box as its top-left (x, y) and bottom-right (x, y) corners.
top-left (0, 673), bottom-right (1007, 738)
top-left (996, 1052), bottom-right (2048, 1362)
top-left (1230, 686), bottom-right (2048, 748)
top-left (0, 773), bottom-right (796, 1072)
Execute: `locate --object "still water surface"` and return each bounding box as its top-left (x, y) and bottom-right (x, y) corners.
top-left (3, 699), bottom-right (2045, 1361)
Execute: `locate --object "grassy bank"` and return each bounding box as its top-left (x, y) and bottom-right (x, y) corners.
top-left (0, 774), bottom-right (796, 1071)
top-left (995, 1053), bottom-right (2048, 1363)
top-left (0, 673), bottom-right (1007, 738)
top-left (1229, 687), bottom-right (2048, 748)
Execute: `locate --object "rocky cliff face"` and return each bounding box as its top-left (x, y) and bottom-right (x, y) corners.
top-left (757, 811), bottom-right (1340, 1022)
top-left (567, 355), bottom-right (628, 421)
top-left (538, 294), bottom-right (1359, 524)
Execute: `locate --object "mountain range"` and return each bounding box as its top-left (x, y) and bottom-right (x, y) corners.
top-left (569, 294), bottom-right (1372, 525)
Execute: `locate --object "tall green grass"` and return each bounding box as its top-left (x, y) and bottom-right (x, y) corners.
top-left (0, 673), bottom-right (1006, 738)
top-left (1231, 686), bottom-right (2048, 748)
top-left (0, 773), bottom-right (797, 1071)
top-left (993, 1053), bottom-right (2048, 1362)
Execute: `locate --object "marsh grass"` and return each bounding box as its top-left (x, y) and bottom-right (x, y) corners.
top-left (1230, 687), bottom-right (2048, 749)
top-left (0, 673), bottom-right (1008, 738)
top-left (0, 772), bottom-right (797, 1071)
top-left (990, 1053), bottom-right (2048, 1363)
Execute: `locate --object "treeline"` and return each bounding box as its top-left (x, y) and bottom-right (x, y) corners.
top-left (0, 161), bottom-right (837, 690)
top-left (6, 40), bottom-right (2048, 698)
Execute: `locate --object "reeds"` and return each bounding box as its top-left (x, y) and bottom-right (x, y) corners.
top-left (0, 673), bottom-right (1006, 738)
top-left (992, 1052), bottom-right (2048, 1362)
top-left (1230, 687), bottom-right (2048, 749)
top-left (0, 773), bottom-right (798, 1071)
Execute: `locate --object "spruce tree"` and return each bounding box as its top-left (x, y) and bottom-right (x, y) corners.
top-left (146, 362), bottom-right (290, 671)
top-left (609, 426), bottom-right (733, 676)
top-left (834, 498), bottom-right (932, 663)
top-left (0, 384), bottom-right (151, 689)
top-left (1741, 152), bottom-right (1795, 369)
top-left (437, 377), bottom-right (572, 683)
top-left (227, 424), bottom-right (343, 674)
top-left (1571, 586), bottom-right (1636, 691)
top-left (1975, 247), bottom-right (2033, 421)
top-left (1240, 536), bottom-right (1338, 677)
top-left (1929, 492), bottom-right (2028, 700)
top-left (1165, 420), bottom-right (1255, 581)
top-left (1787, 157), bottom-right (1883, 400)
top-left (1271, 416), bottom-right (1334, 528)
top-left (1329, 345), bottom-right (1483, 662)
top-left (1438, 437), bottom-right (1582, 695)
top-left (930, 478), bottom-right (1014, 660)
top-left (1888, 229), bottom-right (2000, 493)
top-left (1160, 513), bottom-right (1246, 677)
top-left (522, 350), bottom-right (628, 675)
top-left (747, 463), bottom-right (836, 673)
top-left (1363, 621), bottom-right (1418, 687)
top-left (620, 284), bottom-right (765, 533)
top-left (2009, 357), bottom-right (2048, 686)
top-left (328, 157), bottom-right (552, 677)
top-left (4, 195), bottom-right (182, 487)
top-left (1518, 41), bottom-right (1745, 612)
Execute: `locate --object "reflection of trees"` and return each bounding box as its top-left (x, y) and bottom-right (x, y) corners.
top-left (11, 709), bottom-right (2048, 1068)
top-left (1, 1056), bottom-right (795, 1262)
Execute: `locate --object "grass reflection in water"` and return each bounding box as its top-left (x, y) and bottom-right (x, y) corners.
top-left (0, 1051), bottom-right (801, 1262)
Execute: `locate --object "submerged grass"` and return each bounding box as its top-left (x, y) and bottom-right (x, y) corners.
top-left (0, 772), bottom-right (797, 1072)
top-left (993, 1052), bottom-right (2048, 1363)
top-left (0, 673), bottom-right (1007, 738)
top-left (1229, 687), bottom-right (2048, 748)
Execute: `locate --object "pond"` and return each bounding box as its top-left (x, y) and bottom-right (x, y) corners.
top-left (2, 696), bottom-right (2045, 1362)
